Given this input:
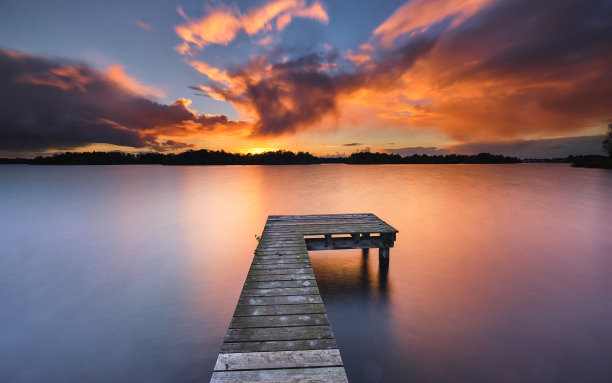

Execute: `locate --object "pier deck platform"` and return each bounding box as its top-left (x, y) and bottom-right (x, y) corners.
top-left (210, 213), bottom-right (398, 382)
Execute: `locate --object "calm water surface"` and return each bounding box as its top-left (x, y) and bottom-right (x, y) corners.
top-left (1, 164), bottom-right (611, 382)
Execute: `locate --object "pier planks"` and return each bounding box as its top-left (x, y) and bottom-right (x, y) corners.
top-left (210, 213), bottom-right (398, 382)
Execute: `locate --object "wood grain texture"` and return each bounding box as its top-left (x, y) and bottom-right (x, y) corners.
top-left (220, 339), bottom-right (338, 353)
top-left (230, 313), bottom-right (329, 328)
top-left (210, 367), bottom-right (348, 382)
top-left (211, 213), bottom-right (397, 382)
top-left (214, 350), bottom-right (343, 371)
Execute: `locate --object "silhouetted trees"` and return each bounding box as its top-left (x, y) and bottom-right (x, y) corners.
top-left (345, 152), bottom-right (520, 164)
top-left (568, 124), bottom-right (612, 168)
top-left (603, 123), bottom-right (612, 157)
top-left (5, 149), bottom-right (608, 166)
top-left (23, 149), bottom-right (321, 165)
top-left (569, 155), bottom-right (612, 169)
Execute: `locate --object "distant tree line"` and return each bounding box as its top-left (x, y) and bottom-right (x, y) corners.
top-left (345, 152), bottom-right (520, 164)
top-left (569, 155), bottom-right (612, 169)
top-left (569, 126), bottom-right (612, 169)
top-left (0, 149), bottom-right (607, 166)
top-left (0, 150), bottom-right (321, 165)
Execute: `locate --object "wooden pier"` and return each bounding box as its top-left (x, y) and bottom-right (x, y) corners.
top-left (211, 213), bottom-right (398, 382)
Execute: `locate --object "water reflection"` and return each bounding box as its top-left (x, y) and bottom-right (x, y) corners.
top-left (310, 249), bottom-right (396, 382)
top-left (310, 248), bottom-right (389, 296)
top-left (0, 164), bottom-right (611, 382)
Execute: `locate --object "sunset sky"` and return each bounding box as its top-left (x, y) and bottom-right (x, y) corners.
top-left (1, 0), bottom-right (610, 158)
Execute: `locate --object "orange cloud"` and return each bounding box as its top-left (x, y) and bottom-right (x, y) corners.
top-left (175, 4), bottom-right (242, 55)
top-left (175, 0), bottom-right (328, 54)
top-left (345, 52), bottom-right (370, 65)
top-left (271, 0), bottom-right (328, 31)
top-left (373, 0), bottom-right (492, 47)
top-left (105, 65), bottom-right (166, 99)
top-left (187, 60), bottom-right (233, 87)
top-left (136, 20), bottom-right (153, 31)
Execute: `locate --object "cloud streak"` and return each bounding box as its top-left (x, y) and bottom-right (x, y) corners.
top-left (0, 49), bottom-right (247, 153)
top-left (136, 20), bottom-right (153, 31)
top-left (175, 0), bottom-right (328, 55)
top-left (373, 0), bottom-right (492, 47)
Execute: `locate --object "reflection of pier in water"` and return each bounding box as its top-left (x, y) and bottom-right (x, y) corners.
top-left (310, 248), bottom-right (389, 297)
top-left (309, 248), bottom-right (395, 382)
top-left (210, 214), bottom-right (398, 382)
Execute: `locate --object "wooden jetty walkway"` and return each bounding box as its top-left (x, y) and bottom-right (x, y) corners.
top-left (211, 213), bottom-right (398, 382)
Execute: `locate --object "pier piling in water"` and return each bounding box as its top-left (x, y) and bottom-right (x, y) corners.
top-left (210, 213), bottom-right (398, 382)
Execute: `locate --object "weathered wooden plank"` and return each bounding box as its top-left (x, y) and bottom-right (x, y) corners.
top-left (220, 339), bottom-right (338, 353)
top-left (247, 267), bottom-right (313, 276)
top-left (268, 213), bottom-right (374, 219)
top-left (237, 295), bottom-right (322, 306)
top-left (213, 349), bottom-right (343, 371)
top-left (254, 249), bottom-right (305, 254)
top-left (230, 313), bottom-right (330, 328)
top-left (265, 223), bottom-right (391, 230)
top-left (255, 248), bottom-right (308, 253)
top-left (266, 220), bottom-right (379, 226)
top-left (256, 245), bottom-right (306, 249)
top-left (252, 257), bottom-right (310, 265)
top-left (246, 274), bottom-right (316, 282)
top-left (257, 241), bottom-right (305, 246)
top-left (241, 287), bottom-right (320, 296)
top-left (225, 325), bottom-right (333, 342)
top-left (234, 303), bottom-right (326, 316)
top-left (253, 254), bottom-right (309, 259)
top-left (211, 367), bottom-right (348, 383)
top-left (268, 218), bottom-right (392, 223)
top-left (266, 222), bottom-right (392, 229)
top-left (254, 251), bottom-right (308, 256)
top-left (305, 237), bottom-right (394, 250)
top-left (266, 218), bottom-right (390, 225)
top-left (244, 280), bottom-right (317, 289)
top-left (250, 263), bottom-right (311, 270)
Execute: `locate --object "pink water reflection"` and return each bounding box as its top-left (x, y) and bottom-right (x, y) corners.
top-left (0, 164), bottom-right (610, 382)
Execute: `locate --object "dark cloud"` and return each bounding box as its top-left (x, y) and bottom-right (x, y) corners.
top-left (249, 56), bottom-right (338, 136)
top-left (343, 142), bottom-right (363, 146)
top-left (197, 34), bottom-right (440, 136)
top-left (0, 49), bottom-right (245, 153)
top-left (447, 135), bottom-right (607, 158)
top-left (439, 0), bottom-right (612, 84)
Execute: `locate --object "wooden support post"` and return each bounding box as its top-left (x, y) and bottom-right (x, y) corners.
top-left (325, 234), bottom-right (332, 247)
top-left (351, 233), bottom-right (360, 244)
top-left (361, 233), bottom-right (370, 256)
top-left (379, 247), bottom-right (390, 268)
top-left (379, 247), bottom-right (389, 259)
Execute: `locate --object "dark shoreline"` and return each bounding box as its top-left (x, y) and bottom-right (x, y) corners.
top-left (1, 150), bottom-right (609, 167)
top-left (0, 149), bottom-right (520, 165)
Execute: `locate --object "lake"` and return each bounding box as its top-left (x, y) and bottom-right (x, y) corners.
top-left (1, 164), bottom-right (611, 382)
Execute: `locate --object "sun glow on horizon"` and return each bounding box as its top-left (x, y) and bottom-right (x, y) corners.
top-left (239, 147), bottom-right (278, 154)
